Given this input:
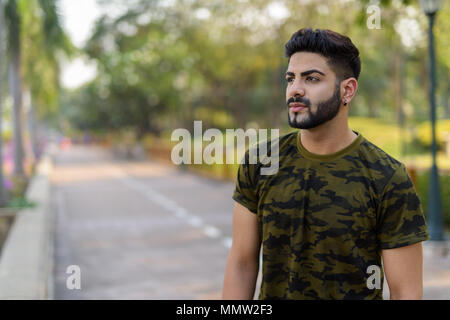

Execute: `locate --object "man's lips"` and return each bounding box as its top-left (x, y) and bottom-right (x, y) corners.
top-left (289, 103), bottom-right (307, 112)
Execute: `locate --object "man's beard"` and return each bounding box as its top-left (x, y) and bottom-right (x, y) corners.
top-left (287, 84), bottom-right (341, 129)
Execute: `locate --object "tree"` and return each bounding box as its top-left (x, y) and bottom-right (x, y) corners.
top-left (0, 0), bottom-right (72, 202)
top-left (4, 0), bottom-right (25, 177)
top-left (21, 0), bottom-right (73, 159)
top-left (0, 0), bottom-right (7, 206)
top-left (62, 0), bottom-right (449, 143)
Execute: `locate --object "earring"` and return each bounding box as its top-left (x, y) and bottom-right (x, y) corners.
top-left (343, 100), bottom-right (347, 106)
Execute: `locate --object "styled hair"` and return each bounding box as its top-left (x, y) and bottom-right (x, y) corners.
top-left (285, 28), bottom-right (361, 81)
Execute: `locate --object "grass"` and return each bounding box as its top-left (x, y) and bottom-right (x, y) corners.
top-left (415, 172), bottom-right (450, 227)
top-left (5, 196), bottom-right (36, 209)
top-left (402, 153), bottom-right (450, 172)
top-left (349, 117), bottom-right (410, 158)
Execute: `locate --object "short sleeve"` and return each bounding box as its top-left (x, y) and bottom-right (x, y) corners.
top-left (377, 164), bottom-right (430, 249)
top-left (232, 151), bottom-right (259, 214)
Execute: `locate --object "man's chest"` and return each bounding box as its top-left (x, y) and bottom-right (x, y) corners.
top-left (256, 164), bottom-right (380, 235)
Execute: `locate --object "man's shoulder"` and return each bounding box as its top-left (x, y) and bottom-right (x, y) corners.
top-left (350, 137), bottom-right (409, 194)
top-left (355, 137), bottom-right (404, 172)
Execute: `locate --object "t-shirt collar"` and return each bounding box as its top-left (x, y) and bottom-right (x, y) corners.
top-left (296, 130), bottom-right (363, 161)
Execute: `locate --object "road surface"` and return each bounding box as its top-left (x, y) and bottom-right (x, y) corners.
top-left (50, 143), bottom-right (450, 299)
top-left (51, 144), bottom-right (244, 299)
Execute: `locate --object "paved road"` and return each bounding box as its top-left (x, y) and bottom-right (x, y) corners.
top-left (51, 144), bottom-right (245, 299)
top-left (422, 242), bottom-right (450, 299)
top-left (51, 144), bottom-right (449, 299)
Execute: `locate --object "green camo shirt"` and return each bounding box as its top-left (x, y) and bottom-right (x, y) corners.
top-left (232, 130), bottom-right (430, 300)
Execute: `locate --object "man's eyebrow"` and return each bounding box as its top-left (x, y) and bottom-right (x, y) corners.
top-left (285, 69), bottom-right (325, 77)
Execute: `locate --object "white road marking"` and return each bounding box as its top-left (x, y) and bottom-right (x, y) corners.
top-left (105, 165), bottom-right (232, 248)
top-left (187, 215), bottom-right (204, 227)
top-left (222, 237), bottom-right (232, 249)
top-left (174, 208), bottom-right (188, 218)
top-left (203, 226), bottom-right (222, 239)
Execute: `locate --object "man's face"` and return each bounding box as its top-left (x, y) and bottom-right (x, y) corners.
top-left (285, 52), bottom-right (342, 129)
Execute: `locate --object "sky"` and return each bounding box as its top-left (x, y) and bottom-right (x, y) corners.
top-left (59, 0), bottom-right (103, 89)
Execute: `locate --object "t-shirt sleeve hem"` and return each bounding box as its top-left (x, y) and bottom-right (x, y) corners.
top-left (379, 232), bottom-right (430, 250)
top-left (232, 195), bottom-right (258, 214)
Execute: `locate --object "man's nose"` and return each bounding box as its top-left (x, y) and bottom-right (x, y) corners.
top-left (287, 80), bottom-right (305, 98)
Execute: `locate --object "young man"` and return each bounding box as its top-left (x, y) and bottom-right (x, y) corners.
top-left (222, 28), bottom-right (430, 300)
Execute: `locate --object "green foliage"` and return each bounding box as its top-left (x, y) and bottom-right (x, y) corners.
top-left (435, 0), bottom-right (450, 70)
top-left (416, 119), bottom-right (450, 148)
top-left (20, 0), bottom-right (75, 119)
top-left (349, 117), bottom-right (410, 158)
top-left (9, 174), bottom-right (28, 199)
top-left (4, 0), bottom-right (20, 55)
top-left (416, 172), bottom-right (450, 227)
top-left (56, 0), bottom-right (450, 149)
top-left (7, 196), bottom-right (36, 209)
top-left (38, 0), bottom-right (74, 55)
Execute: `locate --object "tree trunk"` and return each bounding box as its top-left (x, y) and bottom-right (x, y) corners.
top-left (394, 50), bottom-right (405, 127)
top-left (394, 49), bottom-right (406, 156)
top-left (9, 54), bottom-right (25, 176)
top-left (270, 65), bottom-right (284, 129)
top-left (28, 98), bottom-right (41, 160)
top-left (444, 94), bottom-right (450, 119)
top-left (0, 4), bottom-right (8, 206)
top-left (367, 99), bottom-right (377, 118)
top-left (230, 87), bottom-right (248, 129)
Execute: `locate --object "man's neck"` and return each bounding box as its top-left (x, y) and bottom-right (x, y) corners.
top-left (300, 121), bottom-right (358, 155)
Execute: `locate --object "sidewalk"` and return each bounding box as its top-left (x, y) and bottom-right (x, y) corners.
top-left (0, 152), bottom-right (53, 299)
top-left (381, 239), bottom-right (450, 300)
top-left (422, 240), bottom-right (450, 300)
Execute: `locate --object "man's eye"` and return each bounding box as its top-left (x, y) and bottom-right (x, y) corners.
top-left (306, 76), bottom-right (319, 82)
top-left (286, 78), bottom-right (293, 83)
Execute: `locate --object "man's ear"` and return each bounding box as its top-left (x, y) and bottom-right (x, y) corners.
top-left (341, 77), bottom-right (358, 105)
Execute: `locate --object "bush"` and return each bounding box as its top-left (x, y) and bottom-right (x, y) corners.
top-left (9, 174), bottom-right (29, 199)
top-left (415, 171), bottom-right (450, 228)
top-left (7, 196), bottom-right (36, 209)
top-left (416, 119), bottom-right (450, 149)
top-left (348, 117), bottom-right (410, 158)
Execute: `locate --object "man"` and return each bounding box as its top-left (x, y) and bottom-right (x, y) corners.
top-left (222, 28), bottom-right (430, 300)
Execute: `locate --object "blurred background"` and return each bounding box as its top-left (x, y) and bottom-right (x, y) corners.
top-left (0, 0), bottom-right (449, 299)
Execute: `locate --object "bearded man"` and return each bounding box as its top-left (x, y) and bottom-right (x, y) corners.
top-left (222, 28), bottom-right (429, 300)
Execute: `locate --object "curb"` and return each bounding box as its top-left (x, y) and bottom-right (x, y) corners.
top-left (0, 149), bottom-right (54, 299)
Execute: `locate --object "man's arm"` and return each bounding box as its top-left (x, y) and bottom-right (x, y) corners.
top-left (222, 202), bottom-right (261, 300)
top-left (382, 242), bottom-right (424, 300)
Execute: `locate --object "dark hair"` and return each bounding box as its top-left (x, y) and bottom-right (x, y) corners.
top-left (285, 28), bottom-right (361, 81)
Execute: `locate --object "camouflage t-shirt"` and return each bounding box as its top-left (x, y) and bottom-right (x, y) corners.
top-left (232, 130), bottom-right (430, 300)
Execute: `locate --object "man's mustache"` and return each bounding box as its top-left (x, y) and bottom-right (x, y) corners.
top-left (286, 96), bottom-right (311, 108)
